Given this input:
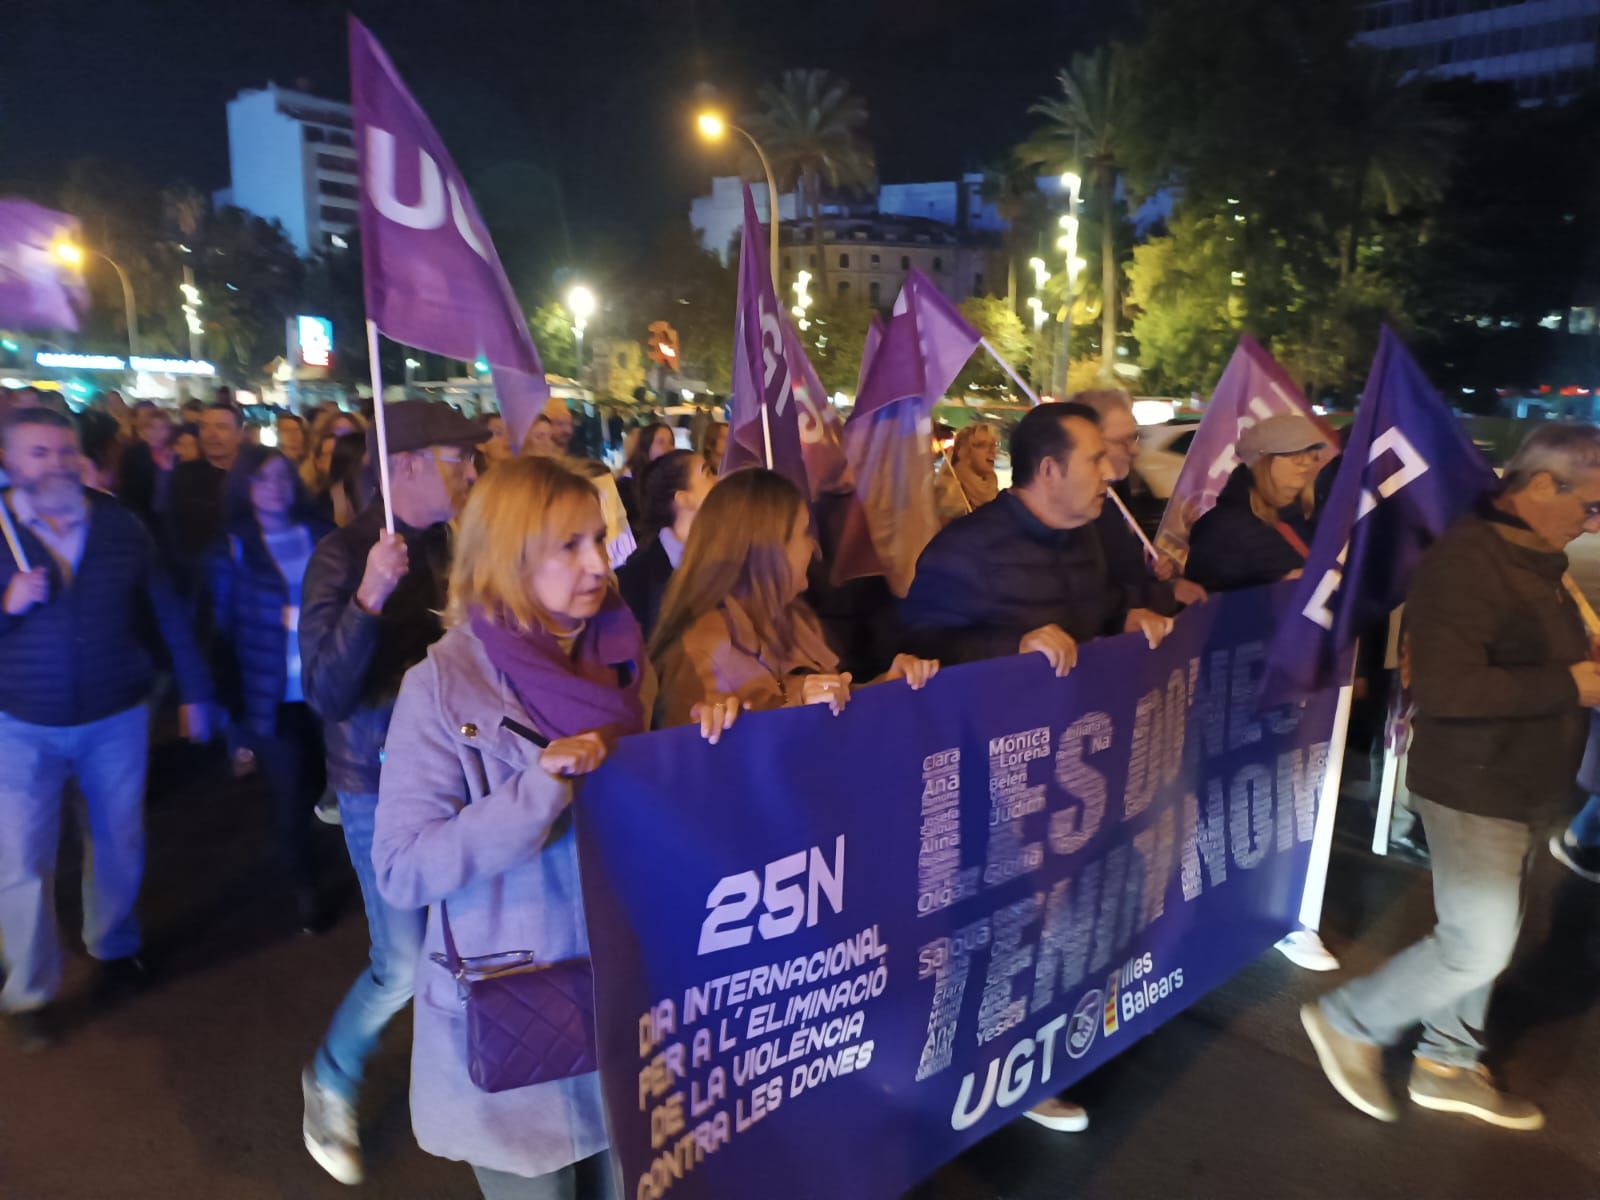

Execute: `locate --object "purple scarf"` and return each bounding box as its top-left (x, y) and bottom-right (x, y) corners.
top-left (470, 596), bottom-right (647, 742)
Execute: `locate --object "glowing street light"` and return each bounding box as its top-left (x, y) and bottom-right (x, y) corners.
top-left (695, 108), bottom-right (781, 284)
top-left (566, 284), bottom-right (597, 378)
top-left (53, 239), bottom-right (139, 358)
top-left (1054, 169), bottom-right (1085, 396)
top-left (792, 269), bottom-right (813, 331)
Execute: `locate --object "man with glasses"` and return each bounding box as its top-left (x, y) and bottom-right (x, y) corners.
top-left (296, 400), bottom-right (487, 1184)
top-left (1304, 422), bottom-right (1600, 1133)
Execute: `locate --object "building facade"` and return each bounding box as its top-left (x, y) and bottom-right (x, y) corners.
top-left (1355, 0), bottom-right (1600, 103)
top-left (214, 85), bottom-right (360, 255)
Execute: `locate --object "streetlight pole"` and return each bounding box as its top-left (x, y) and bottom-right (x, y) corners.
top-left (1054, 171), bottom-right (1084, 399)
top-left (52, 241), bottom-right (139, 359)
top-left (697, 113), bottom-right (782, 285)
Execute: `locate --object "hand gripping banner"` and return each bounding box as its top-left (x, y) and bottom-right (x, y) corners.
top-left (577, 585), bottom-right (1342, 1200)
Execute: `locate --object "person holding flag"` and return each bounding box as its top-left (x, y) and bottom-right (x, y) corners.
top-left (1302, 421), bottom-right (1600, 1132)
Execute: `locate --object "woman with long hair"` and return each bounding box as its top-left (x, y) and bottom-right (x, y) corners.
top-left (652, 468), bottom-right (940, 728)
top-left (1186, 414), bottom-right (1330, 592)
top-left (317, 431), bottom-right (371, 527)
top-left (620, 422), bottom-right (676, 532)
top-left (210, 445), bottom-right (336, 932)
top-left (371, 456), bottom-right (733, 1199)
top-left (616, 449), bottom-right (713, 636)
top-left (699, 421), bottom-right (728, 478)
top-left (301, 408), bottom-right (368, 495)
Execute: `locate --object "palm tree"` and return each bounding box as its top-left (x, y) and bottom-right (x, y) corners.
top-left (1024, 46), bottom-right (1130, 380)
top-left (1334, 55), bottom-right (1457, 285)
top-left (745, 69), bottom-right (876, 293)
top-left (980, 154), bottom-right (1050, 313)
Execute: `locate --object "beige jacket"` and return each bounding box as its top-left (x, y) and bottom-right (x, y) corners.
top-left (654, 598), bottom-right (838, 727)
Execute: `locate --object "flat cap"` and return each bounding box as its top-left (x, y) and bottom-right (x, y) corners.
top-left (1237, 413), bottom-right (1326, 466)
top-left (370, 399), bottom-right (490, 457)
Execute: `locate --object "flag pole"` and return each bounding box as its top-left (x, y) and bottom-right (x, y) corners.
top-left (366, 318), bottom-right (396, 535)
top-left (980, 338), bottom-right (1040, 407)
top-left (939, 447), bottom-right (973, 514)
top-left (1107, 487), bottom-right (1161, 566)
top-left (759, 403), bottom-right (774, 470)
top-left (1563, 573), bottom-right (1600, 638)
top-left (1295, 653), bottom-right (1357, 939)
top-left (0, 494), bottom-right (30, 572)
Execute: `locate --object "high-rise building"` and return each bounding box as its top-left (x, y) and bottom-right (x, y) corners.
top-left (214, 84), bottom-right (359, 255)
top-left (1355, 0), bottom-right (1600, 104)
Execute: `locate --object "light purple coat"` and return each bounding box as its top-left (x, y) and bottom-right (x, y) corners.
top-left (373, 624), bottom-right (609, 1178)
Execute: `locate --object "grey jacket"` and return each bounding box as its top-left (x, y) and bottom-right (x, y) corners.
top-left (373, 624), bottom-right (608, 1178)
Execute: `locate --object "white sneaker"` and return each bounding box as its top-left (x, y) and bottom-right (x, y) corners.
top-left (302, 1066), bottom-right (364, 1185)
top-left (1275, 929), bottom-right (1340, 972)
top-left (1023, 1096), bottom-right (1089, 1132)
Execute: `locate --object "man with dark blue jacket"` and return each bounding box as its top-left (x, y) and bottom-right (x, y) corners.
top-left (0, 407), bottom-right (212, 1053)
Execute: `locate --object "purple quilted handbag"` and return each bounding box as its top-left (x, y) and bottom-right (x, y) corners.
top-left (431, 901), bottom-right (598, 1094)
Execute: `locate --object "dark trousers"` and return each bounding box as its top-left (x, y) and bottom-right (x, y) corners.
top-left (243, 701), bottom-right (326, 895)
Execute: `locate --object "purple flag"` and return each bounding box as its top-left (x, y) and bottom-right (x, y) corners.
top-left (1263, 327), bottom-right (1498, 699)
top-left (349, 17), bottom-right (547, 447)
top-left (844, 271), bottom-right (981, 595)
top-left (1154, 336), bottom-right (1335, 567)
top-left (0, 200), bottom-right (87, 332)
top-left (725, 186), bottom-right (808, 493)
top-left (857, 311), bottom-right (886, 394)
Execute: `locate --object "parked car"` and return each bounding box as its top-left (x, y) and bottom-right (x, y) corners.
top-left (1134, 420), bottom-right (1203, 500)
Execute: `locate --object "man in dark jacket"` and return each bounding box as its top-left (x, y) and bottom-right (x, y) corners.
top-left (902, 401), bottom-right (1174, 672)
top-left (297, 400), bottom-right (486, 1185)
top-left (166, 401), bottom-right (244, 598)
top-left (0, 407), bottom-right (212, 1052)
top-left (1303, 423), bottom-right (1600, 1133)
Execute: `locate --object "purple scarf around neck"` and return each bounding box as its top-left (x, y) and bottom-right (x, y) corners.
top-left (470, 596), bottom-right (646, 742)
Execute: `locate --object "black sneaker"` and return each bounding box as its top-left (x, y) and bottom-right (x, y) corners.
top-left (1549, 832), bottom-right (1600, 883)
top-left (92, 955), bottom-right (151, 1005)
top-left (6, 1007), bottom-right (56, 1054)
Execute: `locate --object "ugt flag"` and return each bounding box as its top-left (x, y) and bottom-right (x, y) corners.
top-left (844, 270), bottom-right (981, 596)
top-left (1155, 336), bottom-right (1331, 566)
top-left (0, 200), bottom-right (87, 332)
top-left (1263, 326), bottom-right (1497, 699)
top-left (349, 16), bottom-right (547, 446)
top-left (726, 186), bottom-right (820, 495)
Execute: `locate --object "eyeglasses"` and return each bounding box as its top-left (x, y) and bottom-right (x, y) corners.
top-left (1106, 432), bottom-right (1142, 450)
top-left (1269, 449), bottom-right (1322, 466)
top-left (431, 447), bottom-right (470, 467)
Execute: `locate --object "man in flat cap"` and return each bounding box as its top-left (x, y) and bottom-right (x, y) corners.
top-left (296, 400), bottom-right (487, 1185)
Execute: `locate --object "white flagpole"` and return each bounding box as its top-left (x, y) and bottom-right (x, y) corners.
top-left (759, 403), bottom-right (774, 470)
top-left (980, 338), bottom-right (1039, 406)
top-left (1107, 487), bottom-right (1161, 566)
top-left (366, 319), bottom-right (396, 535)
top-left (1296, 656), bottom-right (1357, 935)
top-left (0, 494), bottom-right (30, 572)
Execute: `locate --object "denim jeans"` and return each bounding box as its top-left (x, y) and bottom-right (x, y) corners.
top-left (472, 1154), bottom-right (621, 1200)
top-left (1567, 794), bottom-right (1600, 848)
top-left (312, 791), bottom-right (425, 1102)
top-left (0, 705), bottom-right (150, 1013)
top-left (1320, 795), bottom-right (1534, 1068)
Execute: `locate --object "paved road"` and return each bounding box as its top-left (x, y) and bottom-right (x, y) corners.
top-left (2, 738), bottom-right (1598, 1199)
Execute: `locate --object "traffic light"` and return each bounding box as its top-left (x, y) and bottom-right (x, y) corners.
top-left (646, 320), bottom-right (680, 368)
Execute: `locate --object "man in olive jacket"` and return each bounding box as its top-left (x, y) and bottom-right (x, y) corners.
top-left (1303, 423), bottom-right (1600, 1133)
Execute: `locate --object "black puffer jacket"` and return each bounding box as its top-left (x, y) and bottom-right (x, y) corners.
top-left (208, 517), bottom-right (334, 738)
top-left (298, 502), bottom-right (453, 793)
top-left (1185, 464), bottom-right (1318, 592)
top-left (899, 489), bottom-right (1127, 665)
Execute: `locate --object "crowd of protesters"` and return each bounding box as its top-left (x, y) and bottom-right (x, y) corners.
top-left (3, 378), bottom-right (1600, 1198)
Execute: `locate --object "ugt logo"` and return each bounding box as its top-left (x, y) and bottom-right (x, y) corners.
top-left (365, 127), bottom-right (490, 262)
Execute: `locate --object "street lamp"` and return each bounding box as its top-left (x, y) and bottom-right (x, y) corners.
top-left (1053, 171), bottom-right (1084, 397)
top-left (52, 239), bottom-right (139, 359)
top-left (791, 270), bottom-right (813, 331)
top-left (566, 284), bottom-right (596, 380)
top-left (695, 109), bottom-right (782, 286)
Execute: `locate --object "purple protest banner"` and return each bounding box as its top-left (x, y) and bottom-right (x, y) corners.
top-left (348, 16), bottom-right (547, 448)
top-left (1154, 336), bottom-right (1333, 567)
top-left (1263, 326), bottom-right (1497, 701)
top-left (0, 200), bottom-right (86, 332)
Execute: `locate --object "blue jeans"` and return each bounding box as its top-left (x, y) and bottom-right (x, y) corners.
top-left (1321, 795), bottom-right (1534, 1068)
top-left (313, 791), bottom-right (425, 1102)
top-left (1567, 794), bottom-right (1600, 848)
top-left (0, 705), bottom-right (150, 1013)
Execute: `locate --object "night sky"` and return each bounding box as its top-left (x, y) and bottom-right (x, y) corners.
top-left (2, 0), bottom-right (1124, 263)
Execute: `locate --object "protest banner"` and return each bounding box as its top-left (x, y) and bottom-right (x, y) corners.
top-left (577, 584), bottom-right (1344, 1200)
